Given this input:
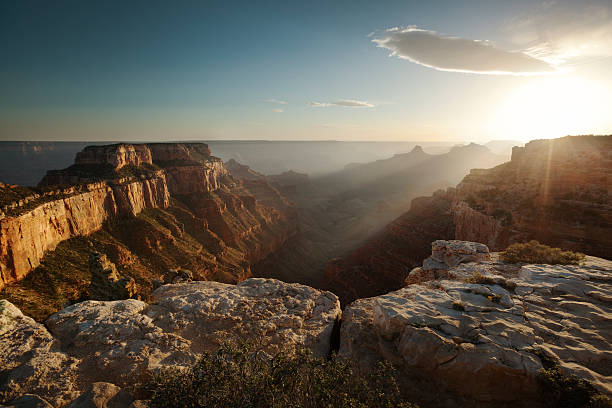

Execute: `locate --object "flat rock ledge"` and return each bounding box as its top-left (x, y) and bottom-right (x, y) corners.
top-left (340, 240), bottom-right (612, 405)
top-left (0, 278), bottom-right (340, 407)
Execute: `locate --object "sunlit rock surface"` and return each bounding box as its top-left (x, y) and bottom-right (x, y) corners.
top-left (0, 279), bottom-right (340, 406)
top-left (340, 240), bottom-right (612, 404)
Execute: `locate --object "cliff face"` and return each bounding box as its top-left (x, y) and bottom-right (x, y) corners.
top-left (452, 135), bottom-right (612, 256)
top-left (0, 144), bottom-right (297, 301)
top-left (0, 174), bottom-right (170, 288)
top-left (75, 144), bottom-right (153, 170)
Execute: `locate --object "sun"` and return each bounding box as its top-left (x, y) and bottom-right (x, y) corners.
top-left (488, 76), bottom-right (611, 142)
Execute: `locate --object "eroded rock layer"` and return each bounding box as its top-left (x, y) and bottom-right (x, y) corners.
top-left (452, 135), bottom-right (612, 256)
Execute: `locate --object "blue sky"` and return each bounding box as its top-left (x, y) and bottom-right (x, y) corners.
top-left (2, 0), bottom-right (612, 141)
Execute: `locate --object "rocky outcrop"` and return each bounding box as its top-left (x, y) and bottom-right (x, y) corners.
top-left (0, 279), bottom-right (341, 406)
top-left (339, 240), bottom-right (612, 405)
top-left (87, 252), bottom-right (137, 301)
top-left (406, 240), bottom-right (490, 284)
top-left (74, 145), bottom-right (152, 171)
top-left (452, 135), bottom-right (612, 256)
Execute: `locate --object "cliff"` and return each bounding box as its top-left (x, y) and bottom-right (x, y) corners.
top-left (0, 173), bottom-right (170, 289)
top-left (452, 135), bottom-right (612, 256)
top-left (0, 144), bottom-right (297, 314)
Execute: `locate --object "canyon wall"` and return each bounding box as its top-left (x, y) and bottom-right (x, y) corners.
top-left (452, 135), bottom-right (612, 256)
top-left (0, 143), bottom-right (297, 291)
top-left (0, 173), bottom-right (170, 289)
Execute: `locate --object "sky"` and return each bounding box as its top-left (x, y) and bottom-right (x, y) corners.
top-left (1, 0), bottom-right (612, 142)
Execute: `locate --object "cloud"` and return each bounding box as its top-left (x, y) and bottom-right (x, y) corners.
top-left (272, 108), bottom-right (284, 113)
top-left (506, 0), bottom-right (612, 65)
top-left (372, 26), bottom-right (556, 75)
top-left (310, 99), bottom-right (374, 108)
top-left (264, 99), bottom-right (288, 105)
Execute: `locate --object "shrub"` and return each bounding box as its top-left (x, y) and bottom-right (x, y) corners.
top-left (538, 365), bottom-right (612, 408)
top-left (464, 272), bottom-right (517, 292)
top-left (145, 342), bottom-right (417, 408)
top-left (500, 241), bottom-right (585, 265)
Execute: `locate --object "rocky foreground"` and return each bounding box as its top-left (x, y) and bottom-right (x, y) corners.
top-left (1, 241), bottom-right (611, 407)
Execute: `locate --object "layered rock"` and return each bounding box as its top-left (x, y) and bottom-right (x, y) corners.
top-left (452, 135), bottom-right (612, 256)
top-left (0, 279), bottom-right (341, 406)
top-left (340, 240), bottom-right (612, 405)
top-left (74, 144), bottom-right (152, 171)
top-left (0, 143), bottom-right (297, 294)
top-left (406, 240), bottom-right (490, 284)
top-left (0, 175), bottom-right (170, 289)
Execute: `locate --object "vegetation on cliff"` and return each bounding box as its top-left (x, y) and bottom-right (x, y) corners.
top-left (501, 240), bottom-right (585, 265)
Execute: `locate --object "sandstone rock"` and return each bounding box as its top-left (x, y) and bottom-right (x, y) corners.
top-left (0, 300), bottom-right (80, 407)
top-left (430, 240), bottom-right (490, 266)
top-left (0, 279), bottom-right (340, 404)
top-left (0, 174), bottom-right (169, 290)
top-left (453, 135), bottom-right (612, 257)
top-left (66, 383), bottom-right (133, 408)
top-left (340, 241), bottom-right (612, 404)
top-left (75, 145), bottom-right (152, 171)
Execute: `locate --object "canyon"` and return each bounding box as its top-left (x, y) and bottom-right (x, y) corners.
top-left (0, 135), bottom-right (610, 407)
top-left (0, 143), bottom-right (297, 319)
top-left (322, 135), bottom-right (612, 304)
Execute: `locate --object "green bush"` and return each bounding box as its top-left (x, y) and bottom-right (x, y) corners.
top-left (500, 241), bottom-right (585, 265)
top-left (146, 342), bottom-right (417, 408)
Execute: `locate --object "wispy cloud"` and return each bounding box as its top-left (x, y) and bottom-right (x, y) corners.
top-left (372, 26), bottom-right (556, 75)
top-left (264, 98), bottom-right (288, 105)
top-left (272, 108), bottom-right (284, 113)
top-left (310, 99), bottom-right (374, 108)
top-left (507, 0), bottom-right (612, 65)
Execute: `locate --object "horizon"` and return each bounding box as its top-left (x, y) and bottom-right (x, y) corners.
top-left (2, 0), bottom-right (612, 143)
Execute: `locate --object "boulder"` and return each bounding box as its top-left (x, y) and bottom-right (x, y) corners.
top-left (406, 240), bottom-right (491, 285)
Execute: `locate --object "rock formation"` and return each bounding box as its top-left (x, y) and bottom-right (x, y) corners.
top-left (0, 144), bottom-right (297, 317)
top-left (0, 279), bottom-right (341, 406)
top-left (0, 175), bottom-right (170, 289)
top-left (339, 240), bottom-right (612, 405)
top-left (452, 135), bottom-right (611, 256)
